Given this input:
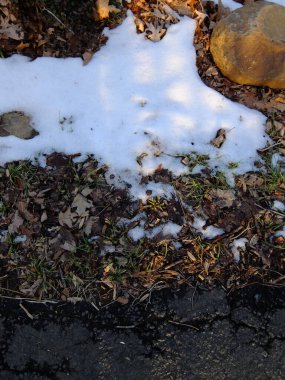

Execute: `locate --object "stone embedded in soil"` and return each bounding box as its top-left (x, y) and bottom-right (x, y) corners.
top-left (0, 111), bottom-right (39, 140)
top-left (210, 1), bottom-right (285, 89)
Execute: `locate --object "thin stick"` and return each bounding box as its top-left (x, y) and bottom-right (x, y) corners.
top-left (19, 303), bottom-right (34, 320)
top-left (43, 7), bottom-right (74, 34)
top-left (168, 320), bottom-right (199, 331)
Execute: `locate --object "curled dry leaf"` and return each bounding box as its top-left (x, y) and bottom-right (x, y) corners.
top-left (145, 21), bottom-right (166, 42)
top-left (238, 174), bottom-right (264, 192)
top-left (135, 17), bottom-right (145, 32)
top-left (210, 128), bottom-right (226, 148)
top-left (82, 50), bottom-right (94, 66)
top-left (71, 193), bottom-right (92, 216)
top-left (195, 10), bottom-right (207, 26)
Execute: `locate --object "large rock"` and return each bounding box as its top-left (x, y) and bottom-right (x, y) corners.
top-left (210, 1), bottom-right (285, 89)
top-left (0, 111), bottom-right (38, 140)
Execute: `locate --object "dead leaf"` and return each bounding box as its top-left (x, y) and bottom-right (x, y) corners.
top-left (16, 42), bottom-right (30, 50)
top-left (59, 228), bottom-right (77, 252)
top-left (205, 66), bottom-right (218, 77)
top-left (195, 10), bottom-right (207, 26)
top-left (61, 240), bottom-right (76, 252)
top-left (41, 211), bottom-right (48, 223)
top-left (95, 0), bottom-right (120, 20)
top-left (59, 207), bottom-right (77, 228)
top-left (82, 50), bottom-right (93, 66)
top-left (71, 193), bottom-right (92, 216)
top-left (116, 296), bottom-right (129, 305)
top-left (0, 17), bottom-right (24, 40)
top-left (207, 189), bottom-right (236, 208)
top-left (20, 279), bottom-right (42, 297)
top-left (8, 210), bottom-right (24, 234)
top-left (275, 96), bottom-right (285, 104)
top-left (210, 128), bottom-right (226, 148)
top-left (145, 21), bottom-right (166, 42)
top-left (135, 18), bottom-right (145, 32)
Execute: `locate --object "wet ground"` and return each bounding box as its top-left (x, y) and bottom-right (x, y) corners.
top-left (0, 284), bottom-right (284, 379)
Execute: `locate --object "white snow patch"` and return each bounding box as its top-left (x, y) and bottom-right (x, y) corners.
top-left (128, 221), bottom-right (182, 242)
top-left (0, 12), bottom-right (270, 199)
top-left (192, 217), bottom-right (224, 239)
top-left (271, 153), bottom-right (285, 172)
top-left (275, 227), bottom-right (285, 238)
top-left (272, 201), bottom-right (285, 212)
top-left (162, 222), bottom-right (182, 237)
top-left (172, 241), bottom-right (182, 250)
top-left (0, 230), bottom-right (8, 243)
top-left (230, 238), bottom-right (248, 262)
top-left (128, 226), bottom-right (146, 242)
top-left (214, 0), bottom-right (242, 10)
top-left (14, 235), bottom-right (27, 243)
top-left (118, 212), bottom-right (147, 228)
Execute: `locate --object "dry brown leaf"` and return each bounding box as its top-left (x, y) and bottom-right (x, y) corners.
top-left (95, 0), bottom-right (120, 20)
top-left (205, 66), bottom-right (218, 77)
top-left (20, 279), bottom-right (43, 297)
top-left (275, 97), bottom-right (285, 104)
top-left (71, 193), bottom-right (92, 216)
top-left (208, 189), bottom-right (236, 208)
top-left (255, 98), bottom-right (285, 113)
top-left (16, 42), bottom-right (30, 50)
top-left (59, 207), bottom-right (77, 228)
top-left (82, 50), bottom-right (93, 66)
top-left (8, 210), bottom-right (24, 234)
top-left (195, 10), bottom-right (207, 26)
top-left (0, 17), bottom-right (24, 40)
top-left (61, 240), bottom-right (76, 252)
top-left (135, 18), bottom-right (145, 32)
top-left (116, 296), bottom-right (129, 304)
top-left (210, 128), bottom-right (226, 148)
top-left (145, 21), bottom-right (166, 42)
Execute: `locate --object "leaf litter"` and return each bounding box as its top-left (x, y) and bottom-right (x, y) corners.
top-left (0, 0), bottom-right (284, 304)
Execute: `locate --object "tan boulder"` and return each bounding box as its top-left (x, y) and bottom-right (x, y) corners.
top-left (210, 1), bottom-right (285, 89)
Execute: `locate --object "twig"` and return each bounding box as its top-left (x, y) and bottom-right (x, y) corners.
top-left (191, 282), bottom-right (197, 309)
top-left (255, 203), bottom-right (285, 217)
top-left (19, 303), bottom-right (34, 320)
top-left (168, 320), bottom-right (199, 331)
top-left (115, 325), bottom-right (135, 329)
top-left (257, 141), bottom-right (282, 153)
top-left (42, 7), bottom-right (74, 34)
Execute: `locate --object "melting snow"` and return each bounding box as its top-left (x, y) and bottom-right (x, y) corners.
top-left (272, 200), bottom-right (285, 212)
top-left (128, 221), bottom-right (182, 242)
top-left (0, 12), bottom-right (269, 199)
top-left (192, 217), bottom-right (224, 239)
top-left (230, 238), bottom-right (248, 262)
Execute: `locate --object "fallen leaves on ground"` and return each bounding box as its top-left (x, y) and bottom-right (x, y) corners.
top-left (0, 0), bottom-right (284, 305)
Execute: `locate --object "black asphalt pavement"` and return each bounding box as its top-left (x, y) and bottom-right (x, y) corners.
top-left (0, 285), bottom-right (284, 379)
